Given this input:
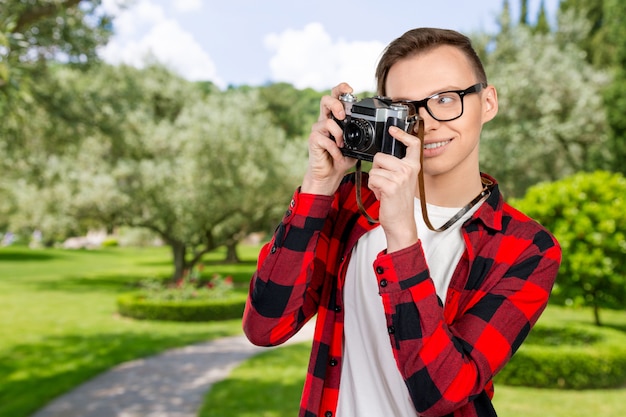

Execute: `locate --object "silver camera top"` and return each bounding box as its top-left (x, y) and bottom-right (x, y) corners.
top-left (350, 96), bottom-right (414, 124)
top-left (338, 93), bottom-right (358, 115)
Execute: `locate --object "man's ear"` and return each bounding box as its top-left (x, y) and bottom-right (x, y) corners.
top-left (482, 84), bottom-right (498, 123)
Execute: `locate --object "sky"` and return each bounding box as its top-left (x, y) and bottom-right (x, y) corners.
top-left (98, 0), bottom-right (560, 92)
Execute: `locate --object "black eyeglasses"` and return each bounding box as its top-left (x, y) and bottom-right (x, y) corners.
top-left (399, 83), bottom-right (487, 122)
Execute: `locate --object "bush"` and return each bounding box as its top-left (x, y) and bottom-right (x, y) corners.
top-left (117, 292), bottom-right (247, 322)
top-left (496, 323), bottom-right (626, 389)
top-left (101, 238), bottom-right (119, 247)
top-left (511, 171), bottom-right (626, 325)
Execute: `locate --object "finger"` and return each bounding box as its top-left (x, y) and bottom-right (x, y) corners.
top-left (311, 118), bottom-right (345, 148)
top-left (387, 126), bottom-right (422, 162)
top-left (388, 125), bottom-right (421, 148)
top-left (310, 130), bottom-right (345, 161)
top-left (318, 95), bottom-right (347, 123)
top-left (319, 83), bottom-right (354, 122)
top-left (330, 82), bottom-right (353, 98)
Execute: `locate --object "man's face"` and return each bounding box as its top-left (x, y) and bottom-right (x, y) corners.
top-left (385, 45), bottom-right (498, 180)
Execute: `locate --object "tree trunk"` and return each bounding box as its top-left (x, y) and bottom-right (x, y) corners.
top-left (593, 303), bottom-right (602, 327)
top-left (171, 240), bottom-right (187, 280)
top-left (225, 241), bottom-right (240, 263)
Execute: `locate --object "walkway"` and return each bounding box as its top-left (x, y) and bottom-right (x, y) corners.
top-left (31, 322), bottom-right (314, 417)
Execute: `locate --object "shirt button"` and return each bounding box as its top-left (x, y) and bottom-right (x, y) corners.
top-left (270, 246), bottom-right (277, 254)
top-left (325, 412), bottom-right (333, 417)
top-left (388, 326), bottom-right (395, 334)
top-left (334, 305), bottom-right (342, 312)
top-left (376, 266), bottom-right (384, 274)
top-left (285, 209), bottom-right (292, 217)
top-left (290, 199), bottom-right (296, 208)
top-left (380, 279), bottom-right (388, 288)
top-left (329, 358), bottom-right (338, 366)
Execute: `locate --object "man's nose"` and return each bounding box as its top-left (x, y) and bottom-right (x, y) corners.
top-left (417, 107), bottom-right (440, 130)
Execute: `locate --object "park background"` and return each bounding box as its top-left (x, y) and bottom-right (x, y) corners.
top-left (1, 0), bottom-right (626, 416)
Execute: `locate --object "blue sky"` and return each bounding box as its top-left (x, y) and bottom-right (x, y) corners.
top-left (99, 0), bottom-right (560, 92)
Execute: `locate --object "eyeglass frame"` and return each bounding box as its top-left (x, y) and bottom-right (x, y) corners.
top-left (398, 82), bottom-right (487, 122)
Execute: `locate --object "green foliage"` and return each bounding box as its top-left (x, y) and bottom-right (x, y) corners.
top-left (0, 1), bottom-right (112, 182)
top-left (117, 292), bottom-right (247, 322)
top-left (0, 0), bottom-right (110, 97)
top-left (100, 237), bottom-right (118, 247)
top-left (512, 171), bottom-right (626, 324)
top-left (558, 0), bottom-right (626, 176)
top-left (559, 0), bottom-right (611, 67)
top-left (479, 18), bottom-right (611, 197)
top-left (257, 82), bottom-right (322, 139)
top-left (602, 1), bottom-right (626, 175)
top-left (4, 63), bottom-right (304, 278)
top-left (139, 272), bottom-right (235, 302)
top-left (496, 323), bottom-right (626, 389)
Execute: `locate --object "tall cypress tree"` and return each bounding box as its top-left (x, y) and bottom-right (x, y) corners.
top-left (602, 0), bottom-right (626, 174)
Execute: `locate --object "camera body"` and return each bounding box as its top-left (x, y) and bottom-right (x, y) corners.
top-left (334, 93), bottom-right (418, 162)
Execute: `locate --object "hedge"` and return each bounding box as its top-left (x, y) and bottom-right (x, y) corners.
top-left (496, 322), bottom-right (626, 389)
top-left (117, 292), bottom-right (247, 322)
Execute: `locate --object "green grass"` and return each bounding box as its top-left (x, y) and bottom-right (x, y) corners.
top-left (200, 306), bottom-right (626, 417)
top-left (199, 343), bottom-right (311, 417)
top-left (0, 244), bottom-right (260, 417)
top-left (4, 243), bottom-right (626, 417)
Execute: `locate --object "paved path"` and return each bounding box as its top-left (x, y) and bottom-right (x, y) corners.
top-left (31, 322), bottom-right (314, 417)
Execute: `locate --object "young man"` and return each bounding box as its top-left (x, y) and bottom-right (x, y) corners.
top-left (243, 28), bottom-right (561, 417)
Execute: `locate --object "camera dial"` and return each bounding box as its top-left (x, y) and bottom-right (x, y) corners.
top-left (339, 93), bottom-right (357, 115)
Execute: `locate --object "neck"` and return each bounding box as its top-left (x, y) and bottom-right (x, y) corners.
top-left (419, 171), bottom-right (485, 208)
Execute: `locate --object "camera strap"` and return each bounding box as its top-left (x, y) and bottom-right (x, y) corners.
top-left (354, 119), bottom-right (493, 232)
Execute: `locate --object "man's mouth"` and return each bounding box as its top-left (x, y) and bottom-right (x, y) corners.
top-left (423, 140), bottom-right (451, 150)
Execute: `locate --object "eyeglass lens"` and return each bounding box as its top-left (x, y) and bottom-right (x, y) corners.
top-left (427, 92), bottom-right (463, 121)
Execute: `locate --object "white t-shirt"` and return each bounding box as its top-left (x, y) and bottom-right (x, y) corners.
top-left (336, 198), bottom-right (482, 417)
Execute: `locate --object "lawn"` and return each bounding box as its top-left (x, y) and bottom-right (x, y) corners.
top-left (2, 244), bottom-right (625, 417)
top-left (200, 306), bottom-right (626, 417)
top-left (0, 244), bottom-right (258, 417)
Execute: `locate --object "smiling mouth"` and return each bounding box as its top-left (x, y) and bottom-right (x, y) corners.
top-left (423, 140), bottom-right (451, 150)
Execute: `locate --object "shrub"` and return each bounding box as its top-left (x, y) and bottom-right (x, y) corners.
top-left (511, 171), bottom-right (626, 326)
top-left (496, 322), bottom-right (626, 389)
top-left (117, 291), bottom-right (247, 322)
top-left (101, 238), bottom-right (119, 247)
top-left (117, 270), bottom-right (246, 322)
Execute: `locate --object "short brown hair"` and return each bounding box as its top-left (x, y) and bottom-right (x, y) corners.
top-left (375, 28), bottom-right (487, 96)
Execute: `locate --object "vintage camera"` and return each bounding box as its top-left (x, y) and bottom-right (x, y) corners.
top-left (333, 93), bottom-right (418, 161)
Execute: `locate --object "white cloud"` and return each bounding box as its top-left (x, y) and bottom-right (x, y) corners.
top-left (171, 0), bottom-right (202, 13)
top-left (99, 0), bottom-right (223, 87)
top-left (264, 22), bottom-right (384, 93)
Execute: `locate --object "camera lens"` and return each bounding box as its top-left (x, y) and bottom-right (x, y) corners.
top-left (344, 119), bottom-right (373, 150)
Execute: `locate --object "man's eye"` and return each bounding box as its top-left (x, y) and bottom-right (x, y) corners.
top-left (436, 94), bottom-right (457, 105)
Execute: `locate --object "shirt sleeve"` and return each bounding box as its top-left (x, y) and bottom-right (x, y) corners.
top-left (243, 188), bottom-right (334, 346)
top-left (373, 227), bottom-right (561, 416)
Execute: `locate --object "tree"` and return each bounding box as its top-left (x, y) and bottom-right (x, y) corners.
top-left (558, 0), bottom-right (626, 176)
top-left (0, 0), bottom-right (112, 231)
top-left (8, 61), bottom-right (303, 278)
top-left (601, 0), bottom-right (626, 176)
top-left (512, 171), bottom-right (626, 326)
top-left (256, 82), bottom-right (322, 140)
top-left (558, 0), bottom-right (609, 67)
top-left (478, 16), bottom-right (611, 197)
top-left (107, 87), bottom-right (303, 278)
top-left (534, 0), bottom-right (551, 34)
top-left (0, 0), bottom-right (110, 85)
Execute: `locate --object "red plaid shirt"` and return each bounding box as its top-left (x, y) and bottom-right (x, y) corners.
top-left (243, 172), bottom-right (561, 417)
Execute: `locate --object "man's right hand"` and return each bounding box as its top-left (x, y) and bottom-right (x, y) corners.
top-left (301, 82), bottom-right (357, 196)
